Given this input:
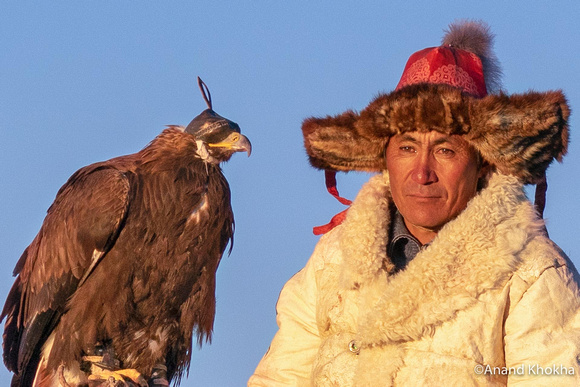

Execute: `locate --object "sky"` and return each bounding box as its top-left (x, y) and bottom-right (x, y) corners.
top-left (1, 1), bottom-right (579, 386)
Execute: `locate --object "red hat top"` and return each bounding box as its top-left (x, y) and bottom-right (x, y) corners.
top-left (396, 20), bottom-right (502, 98)
top-left (395, 45), bottom-right (487, 97)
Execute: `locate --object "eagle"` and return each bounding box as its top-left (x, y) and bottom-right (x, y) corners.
top-left (1, 78), bottom-right (251, 386)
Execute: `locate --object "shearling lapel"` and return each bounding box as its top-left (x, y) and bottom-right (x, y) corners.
top-left (336, 172), bottom-right (544, 347)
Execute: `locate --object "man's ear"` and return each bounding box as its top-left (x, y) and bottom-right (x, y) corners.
top-left (476, 160), bottom-right (494, 191)
top-left (478, 160), bottom-right (492, 179)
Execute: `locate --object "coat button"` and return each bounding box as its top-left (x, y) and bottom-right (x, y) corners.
top-left (348, 340), bottom-right (360, 355)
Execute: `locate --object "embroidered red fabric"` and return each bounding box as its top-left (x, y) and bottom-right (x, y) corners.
top-left (396, 46), bottom-right (487, 98)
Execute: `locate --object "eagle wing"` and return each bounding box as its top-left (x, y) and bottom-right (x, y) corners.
top-left (1, 164), bottom-right (131, 381)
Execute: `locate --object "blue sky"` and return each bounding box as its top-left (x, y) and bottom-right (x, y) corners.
top-left (1, 2), bottom-right (579, 385)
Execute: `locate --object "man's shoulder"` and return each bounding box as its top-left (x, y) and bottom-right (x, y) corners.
top-left (515, 235), bottom-right (578, 285)
top-left (309, 226), bottom-right (346, 271)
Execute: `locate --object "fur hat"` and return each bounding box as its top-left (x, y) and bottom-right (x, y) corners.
top-left (302, 20), bottom-right (569, 185)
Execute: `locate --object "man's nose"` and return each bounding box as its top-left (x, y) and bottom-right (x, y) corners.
top-left (411, 153), bottom-right (438, 185)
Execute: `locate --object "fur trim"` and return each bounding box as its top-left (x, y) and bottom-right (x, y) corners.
top-left (467, 89), bottom-right (570, 183)
top-left (302, 112), bottom-right (387, 172)
top-left (442, 20), bottom-right (502, 93)
top-left (332, 172), bottom-right (545, 347)
top-left (337, 172), bottom-right (393, 287)
top-left (302, 84), bottom-right (569, 183)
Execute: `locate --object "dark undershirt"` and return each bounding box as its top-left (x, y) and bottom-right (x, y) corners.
top-left (387, 210), bottom-right (422, 272)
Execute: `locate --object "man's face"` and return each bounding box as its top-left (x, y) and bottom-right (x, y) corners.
top-left (385, 131), bottom-right (484, 243)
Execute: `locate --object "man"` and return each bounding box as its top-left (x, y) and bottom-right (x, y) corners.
top-left (249, 21), bottom-right (579, 386)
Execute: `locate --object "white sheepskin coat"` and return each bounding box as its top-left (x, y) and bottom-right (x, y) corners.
top-left (249, 172), bottom-right (580, 386)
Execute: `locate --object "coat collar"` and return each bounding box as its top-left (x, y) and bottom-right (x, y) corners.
top-left (334, 172), bottom-right (544, 346)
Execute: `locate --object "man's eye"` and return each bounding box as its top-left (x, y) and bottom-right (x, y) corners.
top-left (400, 146), bottom-right (415, 152)
top-left (437, 148), bottom-right (455, 156)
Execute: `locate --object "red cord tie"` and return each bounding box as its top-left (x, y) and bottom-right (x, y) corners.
top-left (313, 170), bottom-right (352, 235)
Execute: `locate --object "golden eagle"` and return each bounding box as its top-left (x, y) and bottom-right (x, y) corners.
top-left (1, 78), bottom-right (251, 386)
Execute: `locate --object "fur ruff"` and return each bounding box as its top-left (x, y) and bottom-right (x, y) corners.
top-left (312, 171), bottom-right (552, 386)
top-left (302, 84), bottom-right (569, 183)
top-left (335, 172), bottom-right (544, 345)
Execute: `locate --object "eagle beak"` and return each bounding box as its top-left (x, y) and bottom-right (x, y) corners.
top-left (236, 134), bottom-right (252, 157)
top-left (208, 133), bottom-right (252, 157)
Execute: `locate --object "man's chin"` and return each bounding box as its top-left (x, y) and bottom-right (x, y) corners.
top-left (401, 212), bottom-right (449, 233)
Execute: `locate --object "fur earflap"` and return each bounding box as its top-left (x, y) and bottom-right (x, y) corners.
top-left (442, 20), bottom-right (502, 93)
top-left (302, 112), bottom-right (387, 172)
top-left (468, 90), bottom-right (569, 182)
top-left (302, 84), bottom-right (569, 183)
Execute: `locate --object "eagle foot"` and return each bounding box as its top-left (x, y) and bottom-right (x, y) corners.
top-left (84, 358), bottom-right (148, 387)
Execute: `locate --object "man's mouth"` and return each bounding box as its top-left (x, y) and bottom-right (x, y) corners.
top-left (407, 194), bottom-right (443, 201)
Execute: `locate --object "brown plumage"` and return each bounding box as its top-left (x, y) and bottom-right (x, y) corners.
top-left (1, 81), bottom-right (251, 386)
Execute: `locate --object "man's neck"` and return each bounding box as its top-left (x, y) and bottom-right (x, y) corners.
top-left (402, 220), bottom-right (438, 245)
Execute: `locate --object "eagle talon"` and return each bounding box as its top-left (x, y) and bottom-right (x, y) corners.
top-left (87, 367), bottom-right (147, 387)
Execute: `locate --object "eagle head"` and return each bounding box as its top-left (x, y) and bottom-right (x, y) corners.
top-left (185, 78), bottom-right (251, 163)
top-left (185, 108), bottom-right (251, 162)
